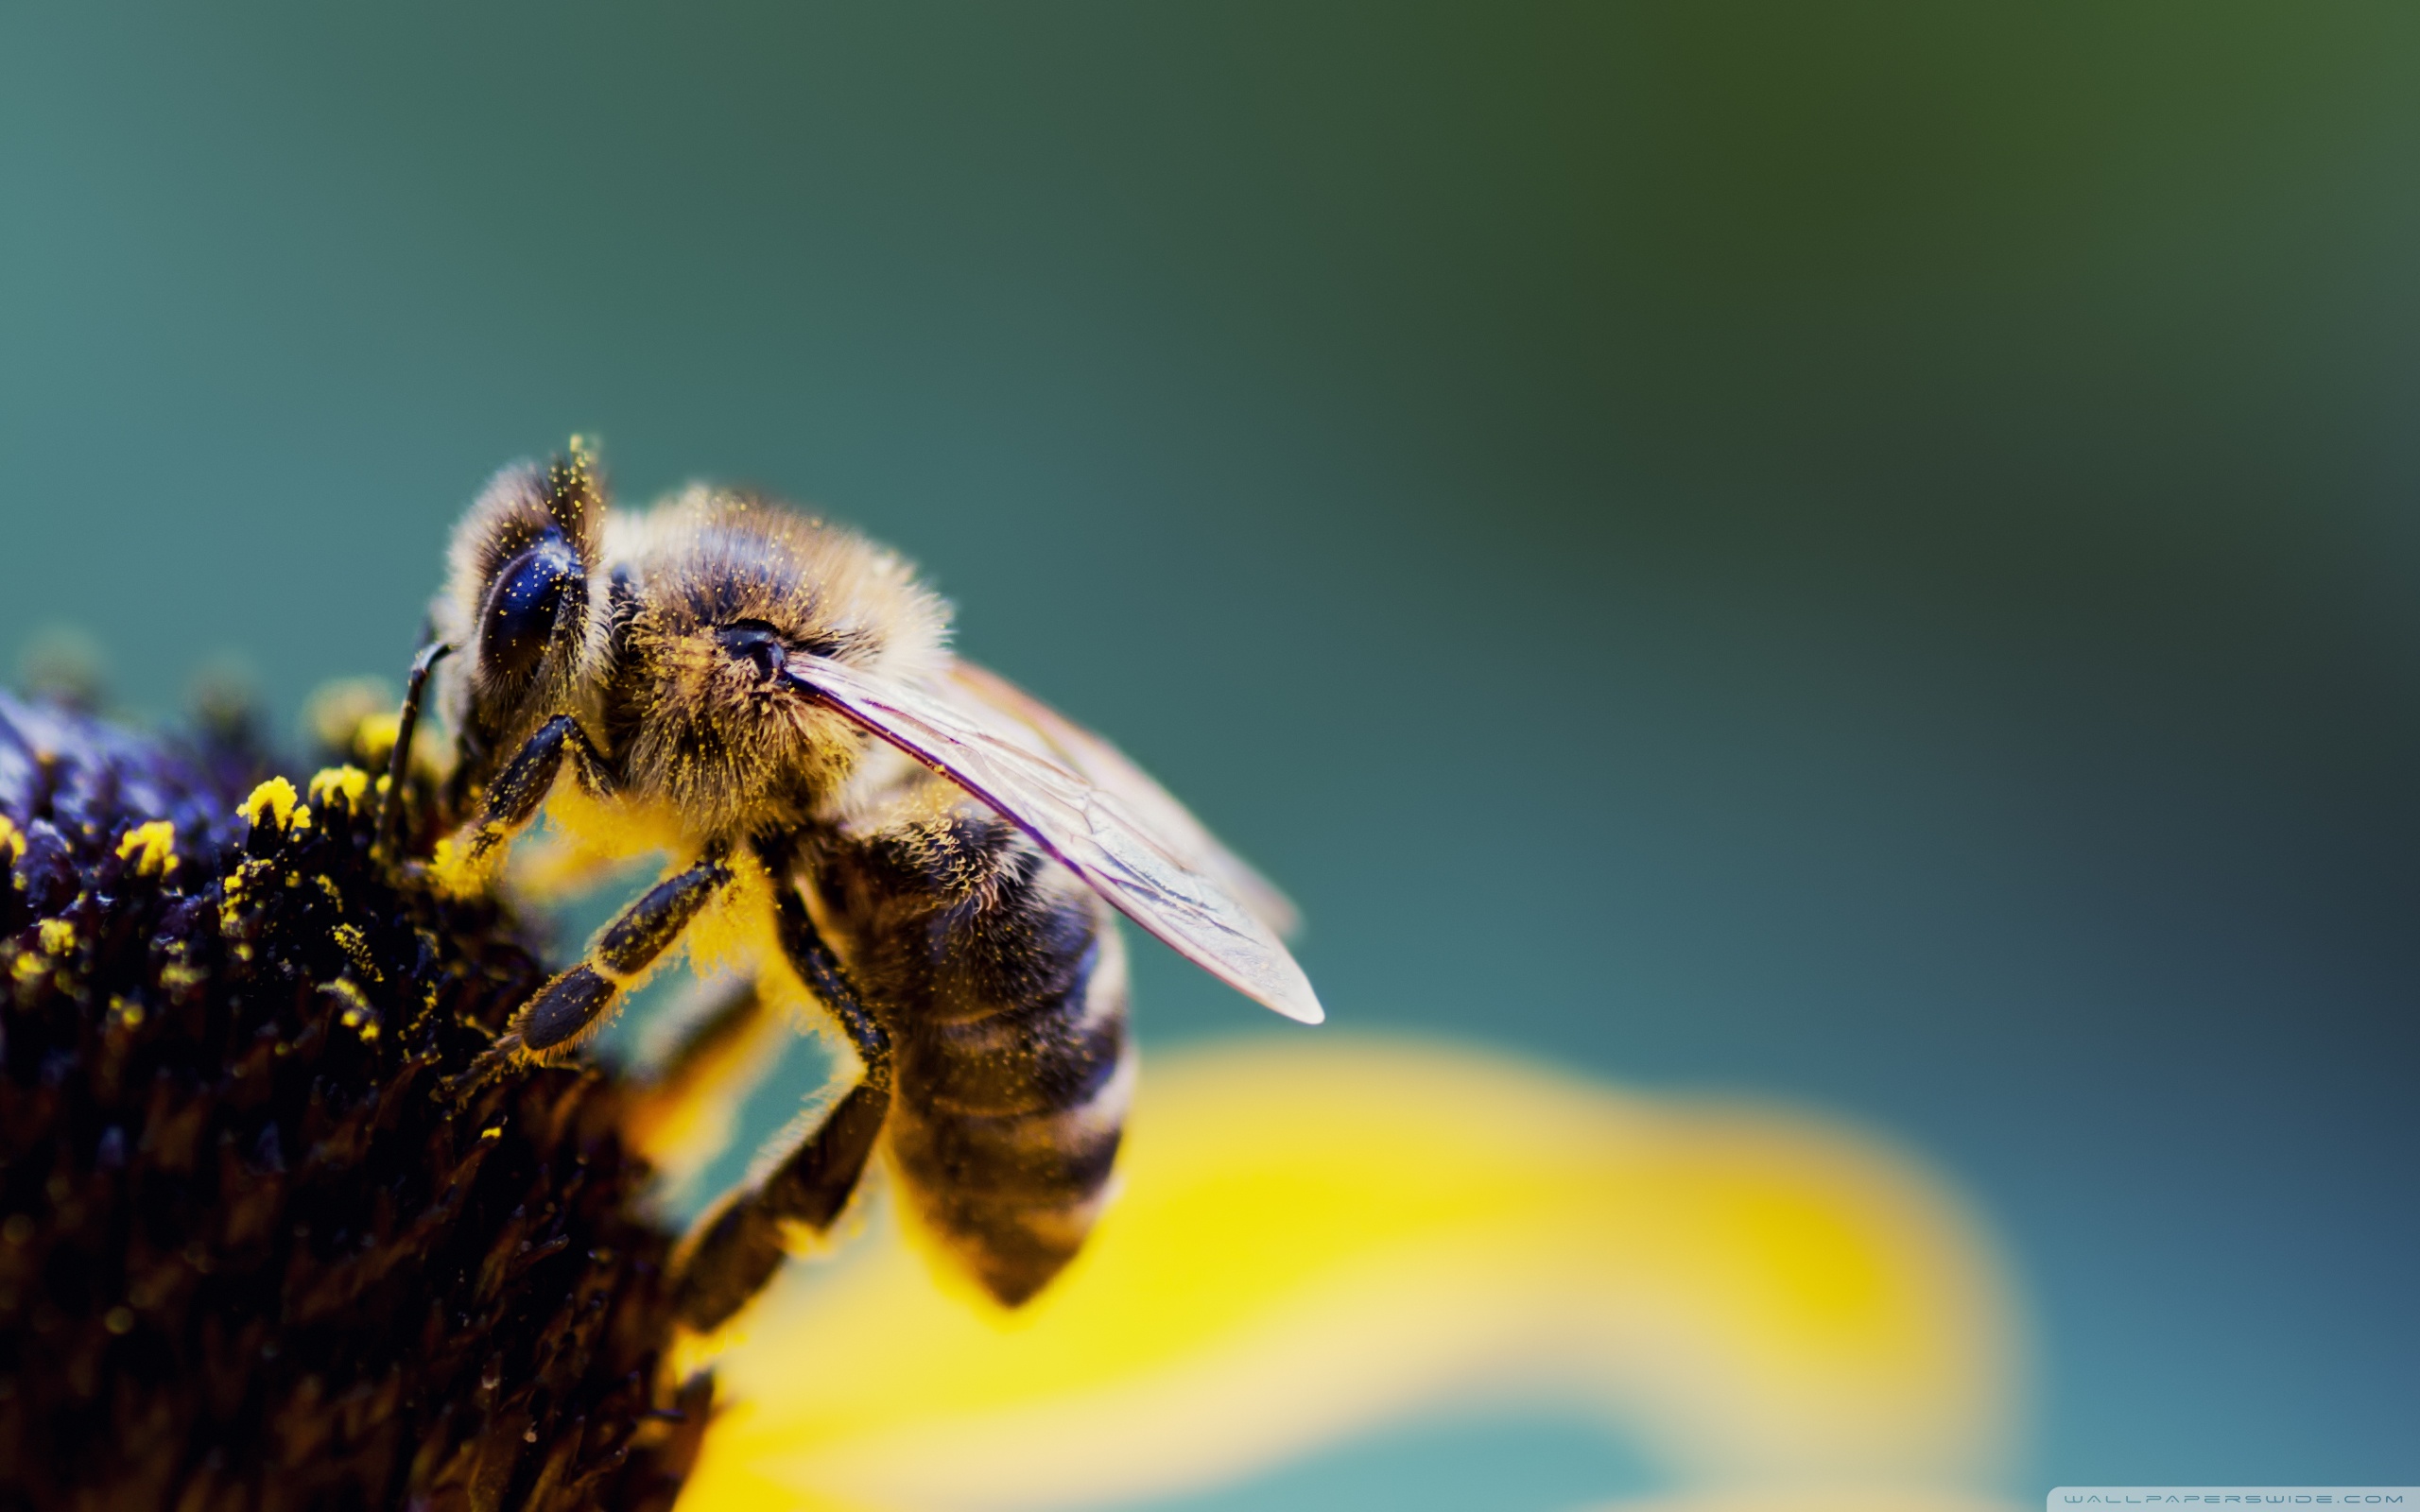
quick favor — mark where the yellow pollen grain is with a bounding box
[219,858,275,935]
[0,816,23,865]
[37,919,76,955]
[238,777,300,831]
[308,765,371,814]
[114,820,177,877]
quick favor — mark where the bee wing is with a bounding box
[782,654,1323,1025]
[940,659,1303,937]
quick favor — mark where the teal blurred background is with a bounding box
[5,2,2416,1502]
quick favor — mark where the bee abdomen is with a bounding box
[898,929,1125,1116]
[887,891,1132,1306]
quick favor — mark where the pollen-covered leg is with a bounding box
[466,853,735,1083]
[434,713,607,891]
[673,1080,891,1332]
[672,862,891,1332]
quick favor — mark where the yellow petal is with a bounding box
[679,1037,2022,1512]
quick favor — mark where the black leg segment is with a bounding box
[671,834,894,1330]
[515,966,618,1055]
[757,834,891,1090]
[462,850,734,1083]
[596,863,732,976]
[673,1079,891,1332]
[461,713,606,868]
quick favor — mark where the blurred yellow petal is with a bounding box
[624,978,794,1205]
[679,1037,2022,1512]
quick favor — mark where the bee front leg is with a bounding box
[463,850,735,1084]
[443,713,609,881]
[671,840,891,1332]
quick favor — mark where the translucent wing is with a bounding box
[782,654,1322,1024]
[940,659,1302,937]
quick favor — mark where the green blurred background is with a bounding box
[5,2,2416,1503]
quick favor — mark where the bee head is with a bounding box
[430,447,610,769]
[612,487,949,837]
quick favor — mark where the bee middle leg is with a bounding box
[671,839,890,1332]
[465,849,735,1082]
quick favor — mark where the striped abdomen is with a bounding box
[814,795,1133,1305]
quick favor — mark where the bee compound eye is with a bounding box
[478,540,584,685]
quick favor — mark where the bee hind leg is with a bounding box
[459,850,735,1086]
[671,848,890,1332]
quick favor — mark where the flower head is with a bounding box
[0,690,706,1510]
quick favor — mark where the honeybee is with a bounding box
[397,444,1319,1329]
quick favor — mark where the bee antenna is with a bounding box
[376,637,454,863]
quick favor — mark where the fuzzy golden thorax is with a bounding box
[601,487,950,844]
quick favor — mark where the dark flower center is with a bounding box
[0,691,709,1512]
